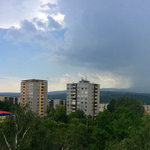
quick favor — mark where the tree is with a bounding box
[46,105,68,123]
[0,100,12,111]
[107,97,144,116]
[0,105,53,150]
[107,99,116,113]
[106,116,150,150]
[68,109,87,124]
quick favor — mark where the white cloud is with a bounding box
[0,0,58,29]
[0,76,22,92]
[60,73,76,83]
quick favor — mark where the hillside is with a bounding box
[48,91,150,104]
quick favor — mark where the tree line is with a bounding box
[0,97,149,150]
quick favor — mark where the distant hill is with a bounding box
[48,90,150,105]
[1,89,150,104]
[0,93,20,97]
[48,90,66,95]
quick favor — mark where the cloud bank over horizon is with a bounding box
[1,0,150,93]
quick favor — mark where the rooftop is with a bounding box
[21,79,47,82]
[78,78,90,83]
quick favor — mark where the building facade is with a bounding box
[0,96,20,105]
[66,79,100,117]
[20,79,48,118]
[48,99,66,109]
[99,103,108,112]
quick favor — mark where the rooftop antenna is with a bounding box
[85,76,87,81]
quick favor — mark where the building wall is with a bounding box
[66,79,100,117]
[0,96,20,105]
[48,99,66,109]
[99,104,108,112]
[143,105,150,114]
[20,79,48,118]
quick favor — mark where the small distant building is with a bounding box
[143,105,150,115]
[0,96,20,105]
[48,99,66,108]
[99,103,108,112]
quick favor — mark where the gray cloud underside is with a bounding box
[5,0,150,92]
[55,0,150,92]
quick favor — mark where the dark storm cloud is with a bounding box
[55,0,150,92]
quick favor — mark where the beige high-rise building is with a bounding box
[20,79,48,118]
[66,79,100,118]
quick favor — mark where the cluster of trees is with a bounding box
[0,97,149,150]
[0,100,12,111]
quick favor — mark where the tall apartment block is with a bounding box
[20,79,48,118]
[66,79,100,118]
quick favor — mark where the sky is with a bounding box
[0,0,150,93]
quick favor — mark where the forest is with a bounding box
[0,97,150,150]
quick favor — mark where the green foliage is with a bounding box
[0,100,12,111]
[46,105,68,123]
[0,105,53,150]
[107,99,116,113]
[0,98,148,150]
[68,109,87,124]
[107,97,144,116]
[106,116,150,150]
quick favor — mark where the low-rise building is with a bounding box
[0,96,20,105]
[48,99,66,108]
[99,103,108,112]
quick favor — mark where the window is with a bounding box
[78,91,80,93]
[81,98,84,101]
[85,102,87,104]
[81,91,84,93]
[85,106,87,108]
[77,105,80,108]
[85,109,87,111]
[85,95,87,97]
[81,102,83,104]
[78,98,80,100]
[81,88,84,90]
[67,91,69,93]
[81,105,83,108]
[77,102,80,104]
[85,91,87,93]
[78,84,80,87]
[81,84,84,86]
[81,95,84,97]
[78,95,80,97]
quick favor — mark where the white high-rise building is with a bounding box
[66,78,100,117]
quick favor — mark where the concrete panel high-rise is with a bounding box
[66,78,100,118]
[20,79,48,118]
